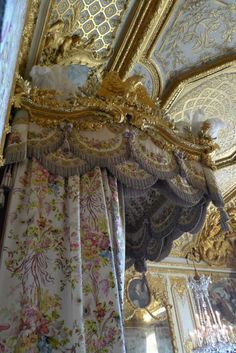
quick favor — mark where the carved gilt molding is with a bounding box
[175,204,236,267]
[170,277,187,301]
[196,206,236,268]
[109,0,175,81]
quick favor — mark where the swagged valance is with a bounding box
[3,67,229,272]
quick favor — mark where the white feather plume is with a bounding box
[30,65,79,97]
[184,108,226,139]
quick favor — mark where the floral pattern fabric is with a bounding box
[0,158,126,353]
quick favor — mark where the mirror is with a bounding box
[124,272,177,353]
[125,312,174,353]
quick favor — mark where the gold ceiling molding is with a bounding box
[49,0,130,53]
[109,0,175,79]
[215,149,236,169]
[139,58,161,98]
[31,1,54,68]
[18,0,41,76]
[224,188,236,205]
[161,56,236,111]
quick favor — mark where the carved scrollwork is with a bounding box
[40,5,109,68]
[197,207,236,267]
[170,277,187,300]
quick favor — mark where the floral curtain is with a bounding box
[0,158,126,353]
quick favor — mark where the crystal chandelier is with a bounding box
[188,270,236,353]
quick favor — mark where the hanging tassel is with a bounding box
[1,165,13,189]
[61,138,70,153]
[134,258,147,273]
[60,122,73,153]
[0,188,5,208]
[218,206,231,232]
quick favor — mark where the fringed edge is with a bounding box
[28,135,64,159]
[108,165,157,190]
[4,144,27,164]
[130,137,179,180]
[177,159,207,192]
[176,199,208,234]
[154,180,199,207]
[70,143,129,169]
[131,146,179,180]
[167,178,204,205]
[38,155,92,178]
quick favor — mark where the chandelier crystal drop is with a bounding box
[188,271,236,353]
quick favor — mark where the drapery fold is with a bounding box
[0,158,126,353]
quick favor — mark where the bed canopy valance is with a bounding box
[4,65,229,272]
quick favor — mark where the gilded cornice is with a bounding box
[109,0,175,79]
[161,56,236,111]
[18,0,41,76]
[26,1,54,71]
[215,150,236,169]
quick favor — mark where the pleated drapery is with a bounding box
[0,158,125,353]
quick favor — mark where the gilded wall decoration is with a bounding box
[153,0,236,88]
[129,63,155,97]
[170,233,194,258]
[170,277,187,301]
[169,203,236,266]
[124,270,169,322]
[196,206,236,267]
[48,0,132,53]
